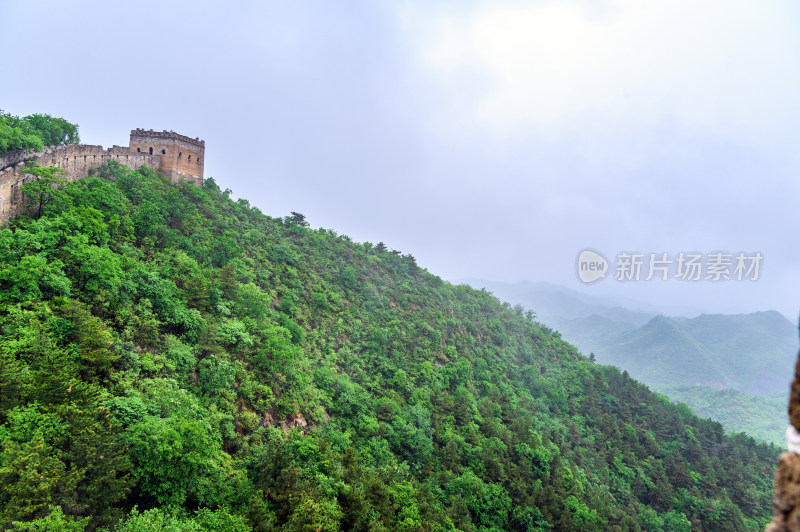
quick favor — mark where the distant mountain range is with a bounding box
[458,278,798,445]
[456,279,658,325]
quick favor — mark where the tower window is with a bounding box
[161,149,166,154]
[188,155,191,162]
[137,147,141,153]
[149,147,153,155]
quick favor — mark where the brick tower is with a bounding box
[129,129,205,186]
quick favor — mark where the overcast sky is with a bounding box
[2,1,799,318]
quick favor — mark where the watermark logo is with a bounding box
[576,250,763,284]
[576,249,609,284]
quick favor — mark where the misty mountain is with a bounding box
[599,315,733,388]
[585,311,796,397]
[456,279,656,326]
[462,278,797,395]
[462,278,797,444]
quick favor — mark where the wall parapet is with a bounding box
[130,128,205,148]
[0,127,206,222]
[0,143,165,222]
[0,148,30,171]
[0,145,83,172]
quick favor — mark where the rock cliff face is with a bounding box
[767,354,800,531]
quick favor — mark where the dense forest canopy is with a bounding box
[0,159,780,531]
[0,112,79,156]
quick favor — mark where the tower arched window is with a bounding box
[149,147,153,155]
[161,149,166,154]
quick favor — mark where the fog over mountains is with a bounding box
[460,278,797,445]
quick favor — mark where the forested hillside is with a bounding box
[468,279,795,446]
[0,162,780,531]
[656,386,785,446]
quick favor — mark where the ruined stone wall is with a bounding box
[0,144,160,222]
[0,148,35,171]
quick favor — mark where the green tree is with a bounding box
[11,506,89,532]
[288,211,308,227]
[115,506,249,532]
[57,299,118,381]
[126,415,222,506]
[22,114,80,146]
[0,112,43,154]
[0,111,79,155]
[20,162,68,219]
[0,433,77,525]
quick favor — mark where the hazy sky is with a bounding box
[2,1,799,318]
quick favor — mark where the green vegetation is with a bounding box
[473,280,796,446]
[0,161,780,530]
[656,386,786,447]
[563,313,796,445]
[0,111,79,156]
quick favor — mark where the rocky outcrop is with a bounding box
[767,354,800,531]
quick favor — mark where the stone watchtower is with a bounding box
[129,129,205,186]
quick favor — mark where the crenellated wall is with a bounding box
[129,129,205,186]
[0,144,161,222]
[0,129,205,222]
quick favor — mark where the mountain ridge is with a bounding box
[0,161,780,530]
[460,277,796,446]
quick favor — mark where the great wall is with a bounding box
[0,129,205,222]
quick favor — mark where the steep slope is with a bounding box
[577,312,796,444]
[656,386,786,447]
[0,162,779,531]
[474,278,796,444]
[566,313,796,445]
[460,280,797,396]
[553,314,639,356]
